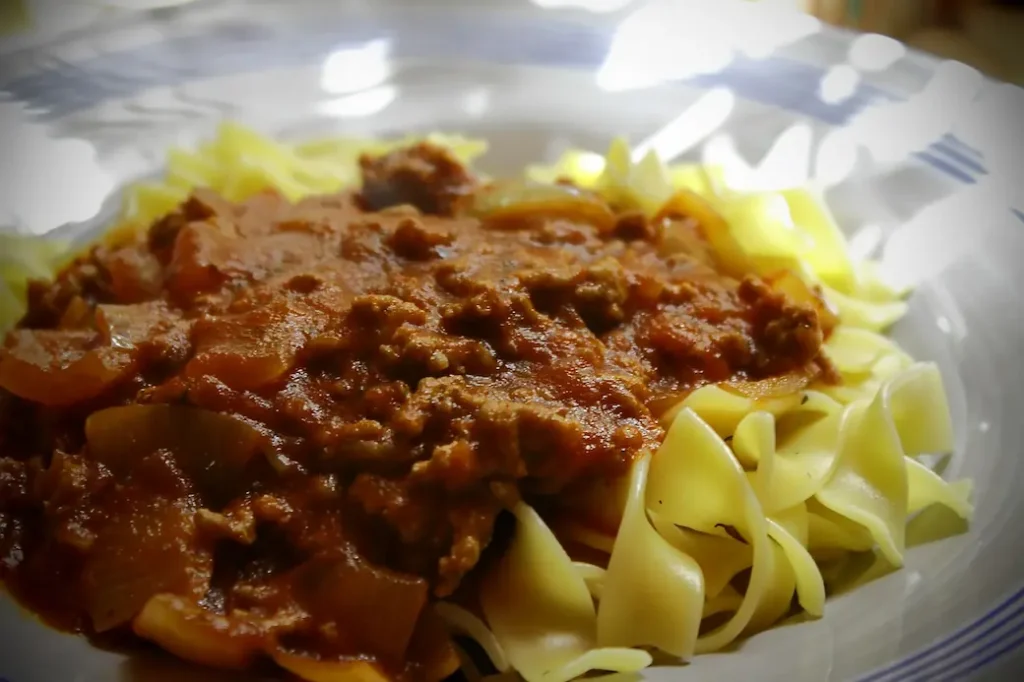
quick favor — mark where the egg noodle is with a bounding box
[0,124,973,682]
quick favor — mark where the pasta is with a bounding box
[491,140,969,675]
[476,139,972,678]
[0,125,973,682]
[479,503,653,682]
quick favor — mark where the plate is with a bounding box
[1,1,1023,681]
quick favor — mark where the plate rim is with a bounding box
[0,3,1019,681]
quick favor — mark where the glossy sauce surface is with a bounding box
[0,144,831,679]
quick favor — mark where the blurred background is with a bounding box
[1,0,1023,83]
[797,0,1024,83]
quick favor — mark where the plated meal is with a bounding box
[0,124,973,682]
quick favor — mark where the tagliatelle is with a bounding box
[668,383,801,436]
[745,540,798,636]
[478,138,969,671]
[434,603,511,674]
[649,517,752,600]
[816,365,934,566]
[596,453,705,658]
[572,563,608,601]
[767,515,826,618]
[702,585,744,619]
[823,283,910,332]
[806,498,876,554]
[0,127,975,682]
[906,458,973,518]
[777,187,855,293]
[479,503,652,682]
[825,327,912,376]
[733,402,840,514]
[647,408,778,653]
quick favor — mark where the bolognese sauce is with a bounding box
[0,143,833,679]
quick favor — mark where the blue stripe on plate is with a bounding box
[859,586,1024,681]
[912,151,978,185]
[0,12,988,186]
[938,628,1024,682]
[930,141,989,176]
[942,132,985,160]
[935,609,1024,681]
[896,596,1024,680]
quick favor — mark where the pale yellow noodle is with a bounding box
[0,126,977,681]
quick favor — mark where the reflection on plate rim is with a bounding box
[0,5,1019,681]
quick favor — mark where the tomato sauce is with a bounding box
[0,143,830,679]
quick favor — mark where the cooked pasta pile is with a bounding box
[454,139,973,679]
[0,124,973,682]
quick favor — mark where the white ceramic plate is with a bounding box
[1,1,1023,680]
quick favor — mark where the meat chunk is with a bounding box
[386,217,454,261]
[1,142,832,675]
[359,143,477,216]
[739,276,823,372]
[149,189,239,263]
[22,252,112,329]
[347,470,502,597]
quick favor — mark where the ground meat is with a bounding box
[359,142,477,216]
[149,189,240,263]
[739,276,824,370]
[612,210,658,242]
[22,252,113,329]
[0,143,830,677]
[386,216,454,261]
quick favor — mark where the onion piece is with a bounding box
[656,190,749,276]
[657,215,717,266]
[270,649,391,682]
[469,181,615,232]
[82,457,211,632]
[95,300,184,350]
[293,550,429,663]
[186,300,328,391]
[0,329,135,406]
[726,372,814,401]
[269,608,459,682]
[85,404,268,491]
[133,595,262,670]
